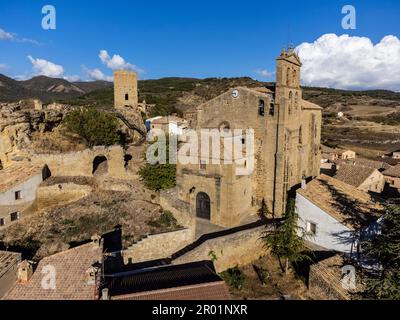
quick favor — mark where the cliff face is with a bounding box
[0,102,69,165]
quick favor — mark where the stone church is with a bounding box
[176,48,322,227]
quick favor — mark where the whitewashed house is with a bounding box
[296,174,385,256]
[0,163,49,228]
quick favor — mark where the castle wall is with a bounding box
[31,146,132,179]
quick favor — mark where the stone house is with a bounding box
[333,164,385,193]
[0,250,21,298]
[382,164,400,192]
[175,48,322,227]
[339,150,356,160]
[296,174,385,255]
[3,239,103,300]
[0,163,49,228]
[147,115,188,138]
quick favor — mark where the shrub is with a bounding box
[63,108,120,147]
[220,266,245,290]
[147,210,178,228]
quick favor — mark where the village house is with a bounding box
[3,238,103,300]
[334,158,392,173]
[321,146,356,163]
[382,164,400,193]
[296,174,385,255]
[0,250,22,298]
[0,163,50,228]
[173,48,322,228]
[333,164,385,193]
[146,115,188,138]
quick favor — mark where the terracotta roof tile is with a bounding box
[297,175,384,229]
[334,164,377,188]
[0,163,44,194]
[3,243,102,300]
[383,164,400,178]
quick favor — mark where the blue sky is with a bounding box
[0,0,399,89]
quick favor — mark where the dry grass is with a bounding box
[0,180,174,260]
[226,254,314,300]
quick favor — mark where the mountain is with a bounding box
[0,74,112,103]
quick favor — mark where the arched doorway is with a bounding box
[196,192,211,220]
[92,156,108,176]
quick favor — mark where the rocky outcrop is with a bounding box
[0,102,70,165]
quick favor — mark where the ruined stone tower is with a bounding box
[114,70,138,109]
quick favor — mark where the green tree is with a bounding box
[359,205,400,300]
[63,108,120,147]
[138,139,176,191]
[261,199,311,274]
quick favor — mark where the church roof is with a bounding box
[302,99,322,110]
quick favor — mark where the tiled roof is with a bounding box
[334,164,377,188]
[383,164,400,178]
[297,174,384,229]
[112,281,231,300]
[335,158,392,171]
[0,162,44,194]
[0,251,21,279]
[106,260,231,300]
[3,242,102,300]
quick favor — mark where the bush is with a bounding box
[147,210,178,228]
[63,108,120,147]
[220,266,245,290]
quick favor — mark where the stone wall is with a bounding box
[31,146,132,179]
[173,226,265,273]
[122,228,194,264]
[160,188,195,229]
[36,183,93,210]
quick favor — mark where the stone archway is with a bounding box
[196,192,211,220]
[92,155,108,176]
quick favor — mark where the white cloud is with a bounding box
[28,55,64,77]
[82,66,113,82]
[0,28,14,40]
[255,69,274,77]
[296,34,400,91]
[63,75,81,82]
[99,50,143,73]
[0,27,39,45]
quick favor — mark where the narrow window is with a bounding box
[306,221,317,235]
[15,191,22,200]
[286,68,291,86]
[10,212,20,222]
[258,100,265,116]
[0,218,4,226]
[295,92,299,109]
[299,126,303,145]
[241,137,246,145]
[125,93,129,101]
[269,103,274,116]
[293,69,297,86]
[288,92,293,115]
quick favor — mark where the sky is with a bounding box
[0,0,399,90]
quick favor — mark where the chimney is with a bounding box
[91,234,102,248]
[101,288,109,300]
[17,260,35,282]
[301,177,307,190]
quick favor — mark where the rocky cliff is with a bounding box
[0,102,70,166]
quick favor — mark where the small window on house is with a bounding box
[241,137,246,145]
[10,212,20,222]
[200,161,207,170]
[269,103,275,116]
[0,218,4,226]
[306,221,317,235]
[15,191,22,200]
[125,93,129,101]
[258,100,265,116]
